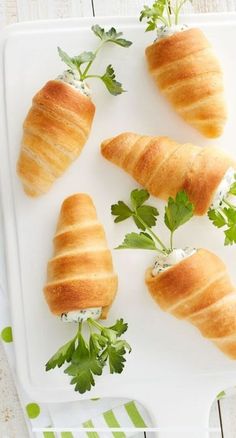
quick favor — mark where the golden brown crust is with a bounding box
[182,146,234,215]
[146,28,210,70]
[156,49,221,89]
[145,249,225,311]
[189,293,236,339]
[171,274,233,319]
[44,194,117,319]
[145,249,236,359]
[47,250,113,282]
[55,192,98,231]
[17,81,95,196]
[148,142,200,199]
[53,225,107,256]
[44,276,118,315]
[145,28,227,138]
[133,137,178,186]
[101,132,236,215]
[33,80,93,131]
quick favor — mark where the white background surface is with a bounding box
[1,1,236,437]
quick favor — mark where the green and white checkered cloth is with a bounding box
[0,289,152,437]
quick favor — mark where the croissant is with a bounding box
[146,249,236,359]
[17,81,95,196]
[145,28,227,138]
[44,193,118,319]
[101,132,235,215]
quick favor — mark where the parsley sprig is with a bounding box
[208,176,236,245]
[140,0,192,32]
[112,188,194,253]
[46,318,131,394]
[58,25,132,95]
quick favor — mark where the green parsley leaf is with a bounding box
[164,191,194,232]
[221,207,236,245]
[107,345,126,374]
[208,209,226,228]
[140,0,192,31]
[64,333,103,394]
[90,333,107,350]
[58,47,76,70]
[146,21,158,32]
[111,190,158,229]
[58,47,95,71]
[130,188,150,209]
[112,188,169,252]
[140,1,166,22]
[89,337,106,372]
[108,318,128,337]
[46,318,130,394]
[223,207,236,225]
[208,205,236,245]
[140,0,166,31]
[133,216,145,231]
[229,181,236,196]
[89,333,103,355]
[97,322,131,375]
[135,205,159,230]
[91,25,132,47]
[224,226,236,245]
[101,65,125,95]
[91,24,105,39]
[114,340,132,353]
[117,232,157,250]
[111,201,133,223]
[46,338,75,371]
[72,51,95,68]
[65,363,95,394]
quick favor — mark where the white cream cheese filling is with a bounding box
[57,70,91,97]
[61,307,102,323]
[211,167,235,210]
[155,24,188,40]
[152,247,196,276]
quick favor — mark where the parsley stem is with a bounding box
[174,0,184,25]
[77,65,83,79]
[216,206,228,223]
[83,74,101,79]
[223,198,236,209]
[78,321,83,335]
[174,8,178,25]
[170,231,173,251]
[135,214,169,253]
[166,0,172,27]
[81,42,104,80]
[157,16,169,27]
[87,318,103,332]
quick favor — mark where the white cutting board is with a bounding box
[1,14,236,437]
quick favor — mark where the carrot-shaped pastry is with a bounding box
[140,1,227,138]
[17,25,132,197]
[112,188,236,359]
[101,132,236,243]
[146,248,236,359]
[45,194,131,393]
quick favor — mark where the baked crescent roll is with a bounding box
[44,193,117,319]
[146,249,236,359]
[17,81,95,196]
[101,132,235,215]
[145,28,227,138]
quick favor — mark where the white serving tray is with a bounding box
[1,14,236,437]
